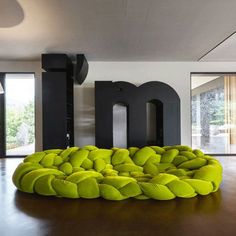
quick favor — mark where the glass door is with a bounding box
[191,73,236,155]
[4,73,35,156]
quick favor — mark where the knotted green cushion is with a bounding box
[12,145,223,200]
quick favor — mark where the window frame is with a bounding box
[191,72,236,156]
[0,72,35,158]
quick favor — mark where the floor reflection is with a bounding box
[12,190,223,236]
[14,190,222,220]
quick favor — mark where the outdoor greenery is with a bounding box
[6,101,34,150]
[192,87,225,127]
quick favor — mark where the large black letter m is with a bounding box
[95,81,180,148]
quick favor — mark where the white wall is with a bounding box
[1,61,236,150]
[74,62,236,147]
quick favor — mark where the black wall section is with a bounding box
[42,54,74,149]
[95,81,181,148]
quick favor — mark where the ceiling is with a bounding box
[1,0,236,61]
[191,75,220,89]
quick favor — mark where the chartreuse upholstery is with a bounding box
[12,145,223,200]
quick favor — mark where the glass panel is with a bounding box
[146,102,157,145]
[113,103,127,148]
[191,74,236,154]
[5,74,35,156]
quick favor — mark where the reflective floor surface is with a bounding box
[0,157,236,236]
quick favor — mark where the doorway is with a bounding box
[0,73,35,157]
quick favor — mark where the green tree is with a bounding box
[23,101,35,143]
[6,101,35,149]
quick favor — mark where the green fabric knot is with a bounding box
[12,145,223,200]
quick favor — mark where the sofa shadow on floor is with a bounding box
[14,190,222,220]
[13,189,222,236]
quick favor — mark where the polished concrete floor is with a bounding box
[0,157,236,236]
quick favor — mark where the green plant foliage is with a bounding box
[6,101,34,150]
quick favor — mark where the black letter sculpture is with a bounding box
[95,81,180,148]
[42,54,74,149]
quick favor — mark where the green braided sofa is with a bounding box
[12,145,223,200]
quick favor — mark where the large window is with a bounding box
[0,73,35,157]
[191,74,236,154]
